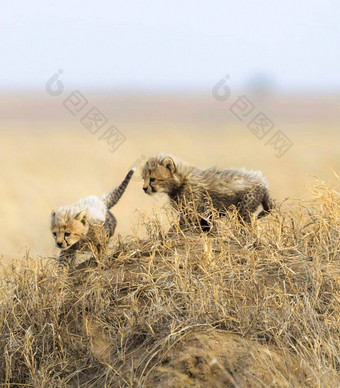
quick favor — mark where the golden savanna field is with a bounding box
[0,94,339,386]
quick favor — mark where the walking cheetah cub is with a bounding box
[50,168,135,270]
[142,153,272,229]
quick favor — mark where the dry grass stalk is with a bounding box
[0,181,339,387]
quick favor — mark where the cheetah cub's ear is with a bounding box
[50,211,56,221]
[162,157,176,174]
[75,210,88,225]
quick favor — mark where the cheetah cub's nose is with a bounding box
[143,187,148,192]
[57,242,63,247]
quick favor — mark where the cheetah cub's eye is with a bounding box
[150,178,156,182]
[64,232,71,237]
[52,232,57,237]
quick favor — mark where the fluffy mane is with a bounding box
[52,196,107,226]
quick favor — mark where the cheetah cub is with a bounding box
[50,168,135,270]
[142,153,273,229]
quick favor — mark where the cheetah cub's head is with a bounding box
[142,154,181,196]
[50,209,89,249]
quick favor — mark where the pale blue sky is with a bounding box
[1,0,339,92]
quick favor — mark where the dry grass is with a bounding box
[0,179,339,387]
[1,93,340,386]
[1,93,340,262]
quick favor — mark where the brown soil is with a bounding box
[146,330,308,388]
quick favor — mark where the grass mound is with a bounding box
[0,181,339,387]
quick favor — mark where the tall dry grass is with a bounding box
[1,116,339,262]
[0,180,339,387]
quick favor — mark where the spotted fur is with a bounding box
[50,168,135,270]
[142,153,273,228]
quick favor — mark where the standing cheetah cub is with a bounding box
[50,168,135,270]
[142,154,272,228]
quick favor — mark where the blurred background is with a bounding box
[1,1,339,261]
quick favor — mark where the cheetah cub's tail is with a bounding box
[103,168,136,209]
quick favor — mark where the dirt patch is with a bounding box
[147,330,308,388]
